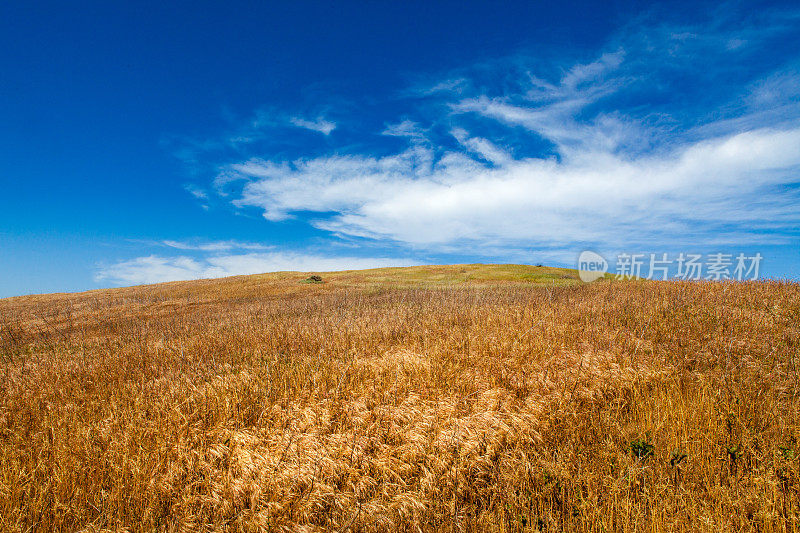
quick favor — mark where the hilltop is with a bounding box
[3,263,583,301]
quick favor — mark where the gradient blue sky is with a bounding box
[2,1,799,297]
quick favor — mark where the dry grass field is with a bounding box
[1,264,799,532]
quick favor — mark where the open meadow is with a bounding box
[1,264,799,532]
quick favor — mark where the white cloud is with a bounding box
[404,77,468,97]
[450,128,512,165]
[382,120,428,142]
[160,240,271,252]
[208,23,800,254]
[184,184,208,200]
[95,256,207,285]
[95,252,418,286]
[559,50,625,93]
[748,71,800,111]
[177,12,800,263]
[220,121,800,248]
[289,116,336,135]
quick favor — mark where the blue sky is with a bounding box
[2,1,799,297]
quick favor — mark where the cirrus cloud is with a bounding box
[206,10,800,255]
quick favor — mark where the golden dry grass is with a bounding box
[1,264,799,532]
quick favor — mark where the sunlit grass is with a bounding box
[1,264,798,531]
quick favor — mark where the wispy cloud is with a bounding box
[220,126,800,249]
[179,7,800,265]
[404,77,469,98]
[95,252,418,285]
[289,116,336,135]
[160,239,272,252]
[184,185,208,200]
[382,120,428,142]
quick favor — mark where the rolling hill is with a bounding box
[1,264,798,531]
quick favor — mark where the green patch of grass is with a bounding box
[630,438,655,459]
[323,263,587,288]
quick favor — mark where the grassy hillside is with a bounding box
[0,264,586,325]
[1,265,799,531]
